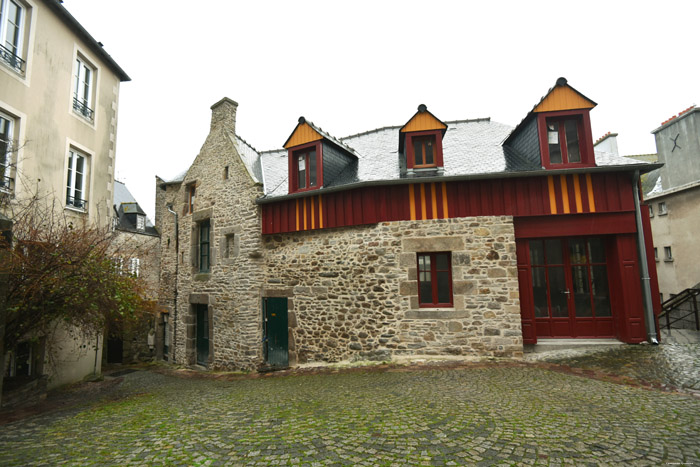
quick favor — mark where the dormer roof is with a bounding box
[283,117,360,158]
[399,104,448,152]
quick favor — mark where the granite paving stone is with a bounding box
[1,348,699,465]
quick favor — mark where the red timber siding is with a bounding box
[261,172,636,234]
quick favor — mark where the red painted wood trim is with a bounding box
[537,111,596,169]
[288,141,323,194]
[514,212,637,239]
[405,130,444,169]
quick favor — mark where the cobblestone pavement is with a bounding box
[527,342,700,393]
[1,359,700,466]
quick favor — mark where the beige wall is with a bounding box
[1,0,122,227]
[647,185,700,298]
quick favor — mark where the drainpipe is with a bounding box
[632,170,659,344]
[166,204,179,362]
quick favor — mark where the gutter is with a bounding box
[632,170,659,344]
[256,163,664,205]
[166,204,179,363]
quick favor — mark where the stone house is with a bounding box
[644,106,700,306]
[1,0,129,389]
[156,79,661,371]
[105,180,160,364]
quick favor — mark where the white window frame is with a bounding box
[658,202,667,215]
[136,215,145,231]
[664,246,673,262]
[128,257,140,277]
[65,149,88,211]
[0,0,24,73]
[72,55,95,121]
[0,110,14,192]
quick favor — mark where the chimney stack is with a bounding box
[210,97,238,133]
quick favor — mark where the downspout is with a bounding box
[167,204,179,362]
[632,170,659,344]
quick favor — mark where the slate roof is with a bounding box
[113,180,158,235]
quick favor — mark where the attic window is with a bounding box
[547,118,581,164]
[413,135,436,167]
[136,215,145,231]
[289,141,322,193]
[405,130,444,172]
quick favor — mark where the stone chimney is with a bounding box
[210,97,238,133]
[593,132,619,157]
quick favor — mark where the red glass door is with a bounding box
[530,237,614,338]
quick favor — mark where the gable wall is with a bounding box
[321,141,354,187]
[506,117,541,167]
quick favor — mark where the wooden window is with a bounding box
[292,146,318,192]
[417,252,453,307]
[546,117,582,165]
[187,184,196,214]
[199,220,210,272]
[664,246,673,262]
[413,135,436,167]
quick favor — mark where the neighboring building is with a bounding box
[105,180,160,365]
[1,0,129,388]
[156,79,661,372]
[645,106,700,301]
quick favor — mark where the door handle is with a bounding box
[562,290,570,295]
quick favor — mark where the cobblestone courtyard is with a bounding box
[1,345,700,465]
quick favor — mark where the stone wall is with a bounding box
[263,216,523,364]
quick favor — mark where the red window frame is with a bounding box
[288,141,323,193]
[417,252,453,307]
[406,130,444,170]
[537,110,595,169]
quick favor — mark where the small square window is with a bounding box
[417,252,453,307]
[648,204,654,218]
[223,165,229,180]
[658,202,667,215]
[654,247,658,261]
[413,135,436,168]
[664,246,673,261]
[224,233,235,259]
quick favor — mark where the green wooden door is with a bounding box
[196,304,209,366]
[263,298,288,367]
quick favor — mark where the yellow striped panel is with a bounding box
[533,86,596,113]
[573,174,583,213]
[547,176,557,214]
[441,183,449,218]
[295,199,300,231]
[430,183,438,220]
[409,184,416,220]
[560,175,570,214]
[586,174,596,212]
[420,184,427,220]
[284,123,323,149]
[400,112,447,133]
[303,198,307,230]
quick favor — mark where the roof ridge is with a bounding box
[443,117,492,125]
[340,125,402,141]
[235,134,260,154]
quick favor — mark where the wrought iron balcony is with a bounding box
[66,195,88,211]
[0,174,13,191]
[72,97,94,121]
[0,44,25,74]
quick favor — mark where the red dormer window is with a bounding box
[289,141,323,193]
[537,111,595,169]
[406,130,444,170]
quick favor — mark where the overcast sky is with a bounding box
[62,0,699,221]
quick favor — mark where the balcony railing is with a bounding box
[0,174,13,192]
[66,195,88,211]
[0,44,25,74]
[72,97,94,121]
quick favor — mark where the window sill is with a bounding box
[194,273,211,282]
[664,259,674,263]
[64,205,87,214]
[405,309,467,320]
[658,212,668,216]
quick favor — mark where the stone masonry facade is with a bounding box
[156,99,524,372]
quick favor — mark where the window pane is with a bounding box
[419,278,433,304]
[414,141,423,166]
[436,270,450,303]
[548,267,569,317]
[565,120,581,162]
[532,268,548,317]
[424,139,434,165]
[572,266,592,317]
[418,254,430,272]
[545,239,562,264]
[569,239,586,264]
[591,265,611,317]
[587,238,606,263]
[548,122,562,164]
[529,240,544,265]
[435,253,449,270]
[308,150,317,187]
